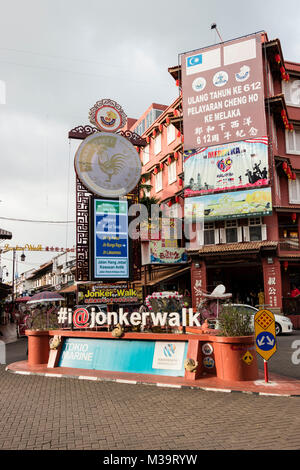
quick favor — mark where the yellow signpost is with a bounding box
[254,309,277,382]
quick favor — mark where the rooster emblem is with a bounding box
[97,150,127,182]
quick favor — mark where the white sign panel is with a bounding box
[152,342,186,370]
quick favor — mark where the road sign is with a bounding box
[254,309,277,361]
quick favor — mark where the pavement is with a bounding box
[1,362,300,450]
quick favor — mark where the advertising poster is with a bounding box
[184,137,269,196]
[93,199,130,279]
[184,187,272,222]
[181,33,267,150]
[150,241,187,264]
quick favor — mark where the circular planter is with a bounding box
[25,330,50,365]
[213,335,258,381]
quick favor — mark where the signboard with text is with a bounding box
[77,283,143,304]
[184,137,269,197]
[92,198,130,280]
[181,33,267,150]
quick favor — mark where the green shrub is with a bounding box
[218,305,254,337]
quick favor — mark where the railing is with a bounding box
[278,238,300,251]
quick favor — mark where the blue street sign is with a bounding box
[255,332,276,351]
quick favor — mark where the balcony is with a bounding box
[278,238,300,251]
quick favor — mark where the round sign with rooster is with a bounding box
[74,132,142,197]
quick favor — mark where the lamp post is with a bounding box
[11,250,26,307]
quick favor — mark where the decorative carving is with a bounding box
[69,125,147,147]
[76,177,91,281]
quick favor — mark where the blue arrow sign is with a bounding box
[256,332,276,351]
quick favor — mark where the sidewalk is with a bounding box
[6,360,300,397]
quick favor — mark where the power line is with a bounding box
[0,216,75,224]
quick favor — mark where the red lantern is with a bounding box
[181,135,184,143]
[152,129,157,138]
[175,196,180,203]
[176,79,180,87]
[159,124,163,132]
[282,161,288,172]
[291,213,297,223]
[153,167,158,175]
[283,261,288,271]
[179,178,183,186]
[159,162,164,170]
[281,109,286,117]
[146,136,150,144]
[167,156,172,165]
[166,117,170,126]
[280,66,285,74]
[168,200,172,207]
[289,123,294,132]
[141,177,146,184]
[292,172,297,181]
[174,152,178,161]
[177,130,181,138]
[275,53,281,64]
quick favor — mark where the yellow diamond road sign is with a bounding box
[254,309,277,361]
[242,351,254,365]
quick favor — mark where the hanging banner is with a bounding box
[184,137,269,197]
[181,33,267,150]
[184,187,272,222]
[150,241,187,264]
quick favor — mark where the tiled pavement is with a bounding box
[1,365,300,450]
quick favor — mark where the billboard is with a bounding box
[181,33,267,150]
[184,137,269,197]
[92,198,130,280]
[150,241,187,264]
[184,187,272,222]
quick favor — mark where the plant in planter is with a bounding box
[217,304,254,337]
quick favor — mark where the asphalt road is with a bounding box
[4,331,300,380]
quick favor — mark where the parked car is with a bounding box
[211,304,293,335]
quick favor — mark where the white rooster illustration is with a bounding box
[97,150,127,182]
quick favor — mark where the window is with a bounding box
[155,171,162,193]
[143,145,150,165]
[220,220,242,244]
[282,78,300,107]
[285,128,300,154]
[168,160,177,184]
[243,218,267,241]
[143,179,151,197]
[154,134,161,155]
[167,124,176,145]
[289,175,300,203]
[135,119,145,136]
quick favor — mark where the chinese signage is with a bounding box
[185,187,272,222]
[1,244,75,253]
[262,258,282,309]
[184,137,269,197]
[75,132,141,197]
[93,199,130,279]
[78,283,143,304]
[181,33,267,150]
[150,240,187,264]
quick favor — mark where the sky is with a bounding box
[0,0,300,279]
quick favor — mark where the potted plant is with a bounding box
[212,305,258,381]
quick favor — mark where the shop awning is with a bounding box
[146,266,190,287]
[59,284,77,294]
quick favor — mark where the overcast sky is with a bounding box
[1,0,300,278]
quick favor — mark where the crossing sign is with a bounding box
[254,309,277,361]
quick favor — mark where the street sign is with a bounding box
[254,309,277,361]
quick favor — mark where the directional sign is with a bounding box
[254,309,277,361]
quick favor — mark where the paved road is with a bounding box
[0,335,300,450]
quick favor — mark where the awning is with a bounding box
[59,284,77,294]
[146,266,190,287]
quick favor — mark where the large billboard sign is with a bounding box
[184,187,272,222]
[184,137,269,197]
[77,283,143,304]
[181,33,267,150]
[92,198,130,280]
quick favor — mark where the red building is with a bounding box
[129,32,300,316]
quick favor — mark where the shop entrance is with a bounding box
[207,262,263,307]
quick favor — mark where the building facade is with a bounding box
[130,32,300,315]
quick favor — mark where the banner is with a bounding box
[184,137,269,196]
[184,187,272,221]
[150,241,187,264]
[181,33,267,150]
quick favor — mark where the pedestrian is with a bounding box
[291,284,300,298]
